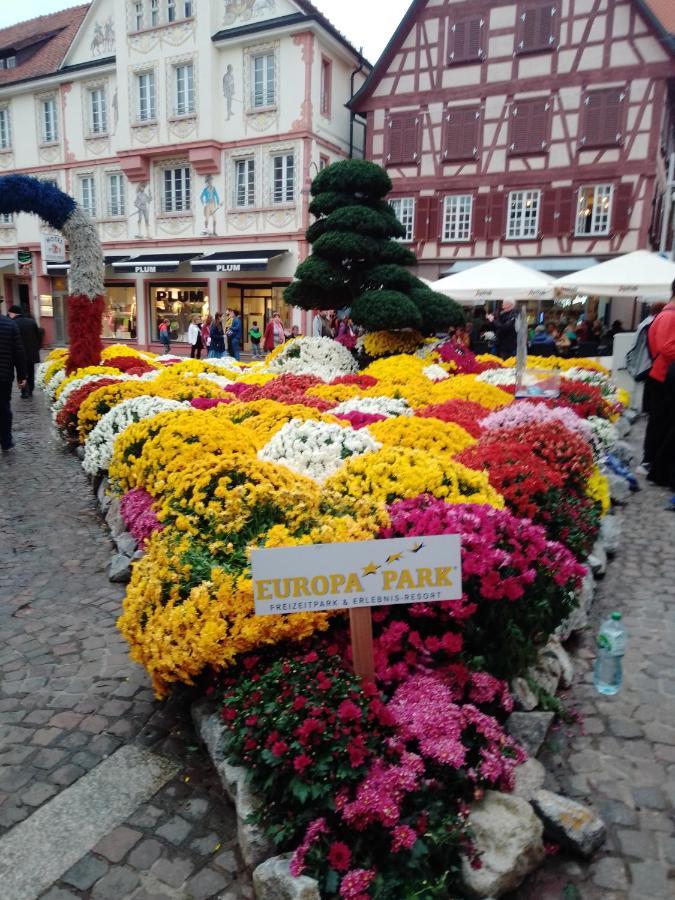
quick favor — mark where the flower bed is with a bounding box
[39,340,625,898]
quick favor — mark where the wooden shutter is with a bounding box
[387,113,420,165]
[540,188,558,235]
[509,98,549,155]
[488,192,505,239]
[415,195,440,241]
[581,88,625,149]
[612,182,633,234]
[444,106,480,161]
[473,194,490,239]
[448,17,484,64]
[518,3,556,53]
[557,188,575,236]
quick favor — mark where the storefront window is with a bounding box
[102,284,137,340]
[224,283,290,348]
[151,284,209,342]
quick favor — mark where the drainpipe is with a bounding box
[349,53,367,160]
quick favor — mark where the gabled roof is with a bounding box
[0,3,90,88]
[350,0,674,111]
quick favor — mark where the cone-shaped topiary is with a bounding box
[284,160,465,334]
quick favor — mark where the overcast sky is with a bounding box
[0,0,411,63]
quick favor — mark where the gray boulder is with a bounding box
[108,554,132,584]
[510,677,538,711]
[75,445,85,461]
[527,652,562,698]
[105,496,126,537]
[588,541,607,577]
[532,789,606,857]
[600,515,621,556]
[513,758,546,802]
[606,471,630,505]
[505,711,555,758]
[461,791,545,897]
[542,639,574,689]
[615,416,631,439]
[96,477,111,513]
[115,531,138,557]
[253,856,320,900]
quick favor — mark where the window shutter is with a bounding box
[518,4,556,53]
[427,195,440,240]
[488,192,505,239]
[387,114,419,165]
[540,188,558,235]
[448,17,483,64]
[509,99,549,154]
[386,116,403,165]
[402,115,420,163]
[473,194,490,239]
[444,107,480,160]
[415,196,432,241]
[581,88,625,149]
[612,182,633,234]
[557,188,575,236]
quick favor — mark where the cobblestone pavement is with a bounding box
[0,388,251,899]
[517,424,675,900]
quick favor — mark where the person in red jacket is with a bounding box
[645,283,675,489]
[263,312,286,353]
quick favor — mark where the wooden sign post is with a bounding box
[251,534,462,685]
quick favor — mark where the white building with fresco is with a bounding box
[0,0,368,351]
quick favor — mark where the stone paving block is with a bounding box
[128,838,164,870]
[632,786,668,810]
[49,763,85,787]
[21,780,58,807]
[150,855,195,888]
[93,825,143,863]
[155,814,193,845]
[186,866,231,899]
[629,861,672,898]
[39,888,81,900]
[90,865,141,899]
[61,853,110,890]
[590,856,628,891]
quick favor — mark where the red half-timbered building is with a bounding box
[350,0,675,287]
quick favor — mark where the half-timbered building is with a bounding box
[350,0,675,304]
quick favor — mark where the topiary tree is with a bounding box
[284,160,464,335]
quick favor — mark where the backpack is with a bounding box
[625,320,653,382]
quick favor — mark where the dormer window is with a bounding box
[0,55,16,69]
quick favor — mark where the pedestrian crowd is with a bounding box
[0,305,41,453]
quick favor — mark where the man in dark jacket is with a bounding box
[8,305,41,397]
[0,313,27,453]
[494,299,519,359]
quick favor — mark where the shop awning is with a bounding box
[190,249,287,273]
[111,253,198,274]
[440,257,601,278]
[46,255,130,274]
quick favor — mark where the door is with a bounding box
[53,295,68,345]
[18,283,30,315]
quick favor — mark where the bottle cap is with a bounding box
[611,611,622,621]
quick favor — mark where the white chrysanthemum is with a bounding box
[476,367,517,386]
[51,373,129,420]
[44,369,67,402]
[423,363,449,382]
[266,337,358,381]
[205,356,245,372]
[258,418,380,482]
[82,396,186,476]
[587,416,619,460]
[198,372,233,388]
[331,396,413,418]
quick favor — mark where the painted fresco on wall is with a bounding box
[134,184,152,239]
[223,0,277,27]
[200,176,222,236]
[91,17,115,56]
[223,64,236,120]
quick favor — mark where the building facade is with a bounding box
[0,0,367,351]
[351,0,675,321]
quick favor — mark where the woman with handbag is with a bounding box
[644,287,675,489]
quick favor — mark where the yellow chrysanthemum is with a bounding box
[586,467,611,515]
[101,344,147,361]
[77,381,150,439]
[361,330,424,358]
[367,416,476,457]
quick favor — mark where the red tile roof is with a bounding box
[0,4,90,87]
[642,0,675,34]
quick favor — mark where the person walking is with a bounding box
[201,315,212,355]
[493,300,519,359]
[228,311,242,361]
[209,312,226,358]
[249,320,262,359]
[0,313,27,453]
[644,286,675,489]
[158,318,171,354]
[188,316,203,359]
[263,311,286,353]
[7,305,41,397]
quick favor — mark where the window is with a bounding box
[108,173,126,217]
[252,53,275,108]
[163,166,191,212]
[134,1,144,30]
[151,0,159,26]
[517,3,557,53]
[0,212,13,224]
[89,88,107,135]
[272,153,294,203]
[41,98,57,143]
[386,113,420,165]
[320,57,332,117]
[102,285,137,340]
[235,158,255,207]
[581,87,625,149]
[575,184,613,236]
[448,18,484,64]
[80,176,96,218]
[184,1,193,16]
[509,98,549,155]
[444,106,480,161]
[151,284,208,343]
[390,197,415,242]
[174,64,195,116]
[319,154,330,171]
[0,108,11,149]
[0,56,16,69]
[507,189,541,239]
[137,71,156,121]
[443,195,473,241]
[167,0,176,22]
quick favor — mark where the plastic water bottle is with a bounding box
[593,612,626,696]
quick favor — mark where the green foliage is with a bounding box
[286,159,460,333]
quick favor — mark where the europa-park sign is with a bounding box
[252,535,462,681]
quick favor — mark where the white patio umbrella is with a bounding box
[432,257,556,305]
[555,250,675,298]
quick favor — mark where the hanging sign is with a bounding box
[15,249,32,276]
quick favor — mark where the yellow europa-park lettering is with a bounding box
[255,567,453,601]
